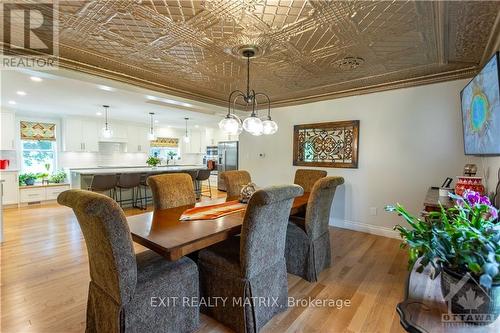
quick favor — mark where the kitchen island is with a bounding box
[69,165,208,204]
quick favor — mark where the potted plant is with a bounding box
[387,190,499,324]
[49,170,67,183]
[146,156,161,167]
[19,173,38,186]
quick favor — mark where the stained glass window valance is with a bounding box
[150,137,179,148]
[20,121,56,141]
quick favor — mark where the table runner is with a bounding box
[180,200,246,221]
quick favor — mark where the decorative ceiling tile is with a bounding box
[4,0,498,107]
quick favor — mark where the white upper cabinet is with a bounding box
[62,118,99,152]
[127,126,150,153]
[183,130,202,154]
[0,112,16,150]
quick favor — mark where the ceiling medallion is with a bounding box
[219,46,278,136]
[334,57,365,71]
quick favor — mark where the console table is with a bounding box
[423,187,454,212]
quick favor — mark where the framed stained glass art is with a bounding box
[293,120,359,168]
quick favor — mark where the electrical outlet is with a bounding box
[370,207,377,216]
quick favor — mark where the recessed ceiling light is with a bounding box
[8,100,16,105]
[194,124,199,128]
[154,120,159,123]
[96,112,102,116]
[97,85,115,92]
[30,76,42,82]
[17,91,27,96]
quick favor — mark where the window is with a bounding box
[21,140,57,174]
[150,147,180,161]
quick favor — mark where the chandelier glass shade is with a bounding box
[101,105,113,138]
[219,48,277,136]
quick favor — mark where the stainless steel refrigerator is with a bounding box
[217,141,239,191]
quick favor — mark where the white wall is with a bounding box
[239,79,497,238]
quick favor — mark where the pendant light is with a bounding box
[101,105,113,138]
[183,117,190,143]
[220,47,277,136]
[147,112,156,141]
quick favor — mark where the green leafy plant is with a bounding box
[146,156,161,167]
[49,170,66,183]
[19,173,39,186]
[386,190,499,288]
[167,151,177,159]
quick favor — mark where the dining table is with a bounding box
[127,192,310,261]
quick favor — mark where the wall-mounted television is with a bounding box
[460,52,500,155]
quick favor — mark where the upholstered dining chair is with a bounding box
[285,177,344,282]
[293,169,327,193]
[57,189,199,333]
[220,170,251,201]
[147,173,196,210]
[198,185,304,333]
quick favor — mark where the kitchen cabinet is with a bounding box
[62,118,99,152]
[0,112,16,150]
[126,126,150,153]
[19,184,70,204]
[183,130,202,154]
[0,171,19,205]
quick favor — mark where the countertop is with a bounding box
[0,169,19,172]
[70,165,207,175]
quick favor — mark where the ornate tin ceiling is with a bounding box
[5,1,500,107]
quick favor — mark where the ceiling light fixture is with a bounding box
[219,46,277,136]
[101,105,113,138]
[183,117,190,143]
[148,112,156,141]
[17,91,27,96]
[30,76,42,82]
[8,100,16,105]
[97,85,115,92]
[96,112,102,116]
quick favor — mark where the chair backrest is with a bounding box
[57,189,137,305]
[294,169,327,193]
[117,173,141,188]
[147,173,196,210]
[239,185,303,278]
[196,169,211,181]
[90,174,117,192]
[221,170,251,201]
[305,177,344,239]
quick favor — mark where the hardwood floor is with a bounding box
[1,188,407,333]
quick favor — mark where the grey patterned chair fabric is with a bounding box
[147,173,196,210]
[221,170,252,201]
[293,169,327,193]
[285,177,344,282]
[57,189,199,333]
[198,185,304,333]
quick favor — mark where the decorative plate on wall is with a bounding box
[293,120,359,168]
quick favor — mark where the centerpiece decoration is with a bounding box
[386,190,499,323]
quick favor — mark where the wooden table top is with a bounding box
[397,261,499,332]
[423,187,454,210]
[128,193,310,261]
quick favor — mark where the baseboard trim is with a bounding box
[331,219,400,239]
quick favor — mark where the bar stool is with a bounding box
[138,172,161,210]
[185,170,200,200]
[116,173,142,208]
[196,169,212,198]
[89,174,117,200]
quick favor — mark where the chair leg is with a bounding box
[208,178,212,198]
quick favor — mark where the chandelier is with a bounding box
[219,47,278,136]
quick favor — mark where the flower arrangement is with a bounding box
[386,190,499,288]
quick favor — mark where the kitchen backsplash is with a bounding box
[59,151,203,169]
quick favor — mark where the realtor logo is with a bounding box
[441,273,496,326]
[1,1,58,69]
